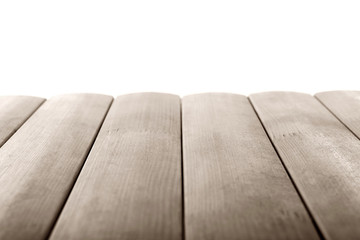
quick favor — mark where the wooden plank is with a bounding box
[50,93,182,240]
[183,93,320,240]
[249,92,360,240]
[0,94,113,240]
[0,96,45,147]
[316,91,360,138]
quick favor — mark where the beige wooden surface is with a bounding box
[0,94,113,240]
[1,91,360,240]
[50,93,182,240]
[316,91,360,139]
[250,92,360,240]
[182,93,320,240]
[0,96,45,147]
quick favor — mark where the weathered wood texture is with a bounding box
[250,92,360,240]
[0,96,45,147]
[50,93,182,240]
[0,94,113,240]
[182,93,320,240]
[316,91,360,139]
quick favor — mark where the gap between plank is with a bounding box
[247,97,326,240]
[0,98,46,148]
[314,95,360,142]
[45,98,115,240]
[180,98,186,240]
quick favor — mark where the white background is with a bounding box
[0,0,359,98]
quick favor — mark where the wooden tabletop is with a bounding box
[0,92,359,240]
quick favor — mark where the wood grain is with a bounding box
[182,93,320,240]
[250,92,360,240]
[50,93,182,240]
[0,96,45,147]
[316,91,360,139]
[0,94,113,240]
